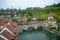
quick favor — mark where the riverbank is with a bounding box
[42,26,60,36]
[18,21,60,37]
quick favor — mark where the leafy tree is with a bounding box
[12,18,17,22]
[25,8,33,16]
[27,16,32,21]
[48,22,52,29]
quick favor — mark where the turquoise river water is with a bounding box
[18,27,60,40]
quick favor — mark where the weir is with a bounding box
[18,21,44,31]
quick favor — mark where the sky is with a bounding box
[0,0,60,9]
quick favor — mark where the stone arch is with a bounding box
[22,25,29,31]
[27,27,35,31]
[37,25,42,30]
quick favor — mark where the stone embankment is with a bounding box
[42,23,60,36]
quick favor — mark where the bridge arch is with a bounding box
[21,22,45,31]
[37,26,43,30]
[26,27,35,31]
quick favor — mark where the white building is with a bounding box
[48,11,53,21]
[44,11,58,29]
[32,16,37,21]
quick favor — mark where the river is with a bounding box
[18,27,60,40]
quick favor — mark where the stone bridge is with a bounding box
[18,21,45,30]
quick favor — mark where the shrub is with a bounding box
[37,17,41,21]
[48,22,52,29]
[12,18,17,22]
[27,16,32,21]
[37,16,46,21]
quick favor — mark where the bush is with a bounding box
[27,16,32,21]
[48,22,52,28]
[58,23,60,31]
[12,18,17,22]
[37,17,42,21]
[37,16,46,21]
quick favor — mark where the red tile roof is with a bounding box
[2,30,15,40]
[11,22,17,27]
[48,12,53,17]
[17,17,27,22]
[2,18,10,23]
[0,19,18,40]
[6,25,17,34]
[0,37,4,40]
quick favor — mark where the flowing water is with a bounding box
[18,27,60,40]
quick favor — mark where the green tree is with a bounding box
[25,8,33,16]
[27,16,32,21]
[48,22,52,29]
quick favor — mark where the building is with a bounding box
[32,16,37,21]
[0,19,18,40]
[17,16,27,22]
[48,11,53,21]
[44,11,58,29]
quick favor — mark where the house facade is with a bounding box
[32,16,37,21]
